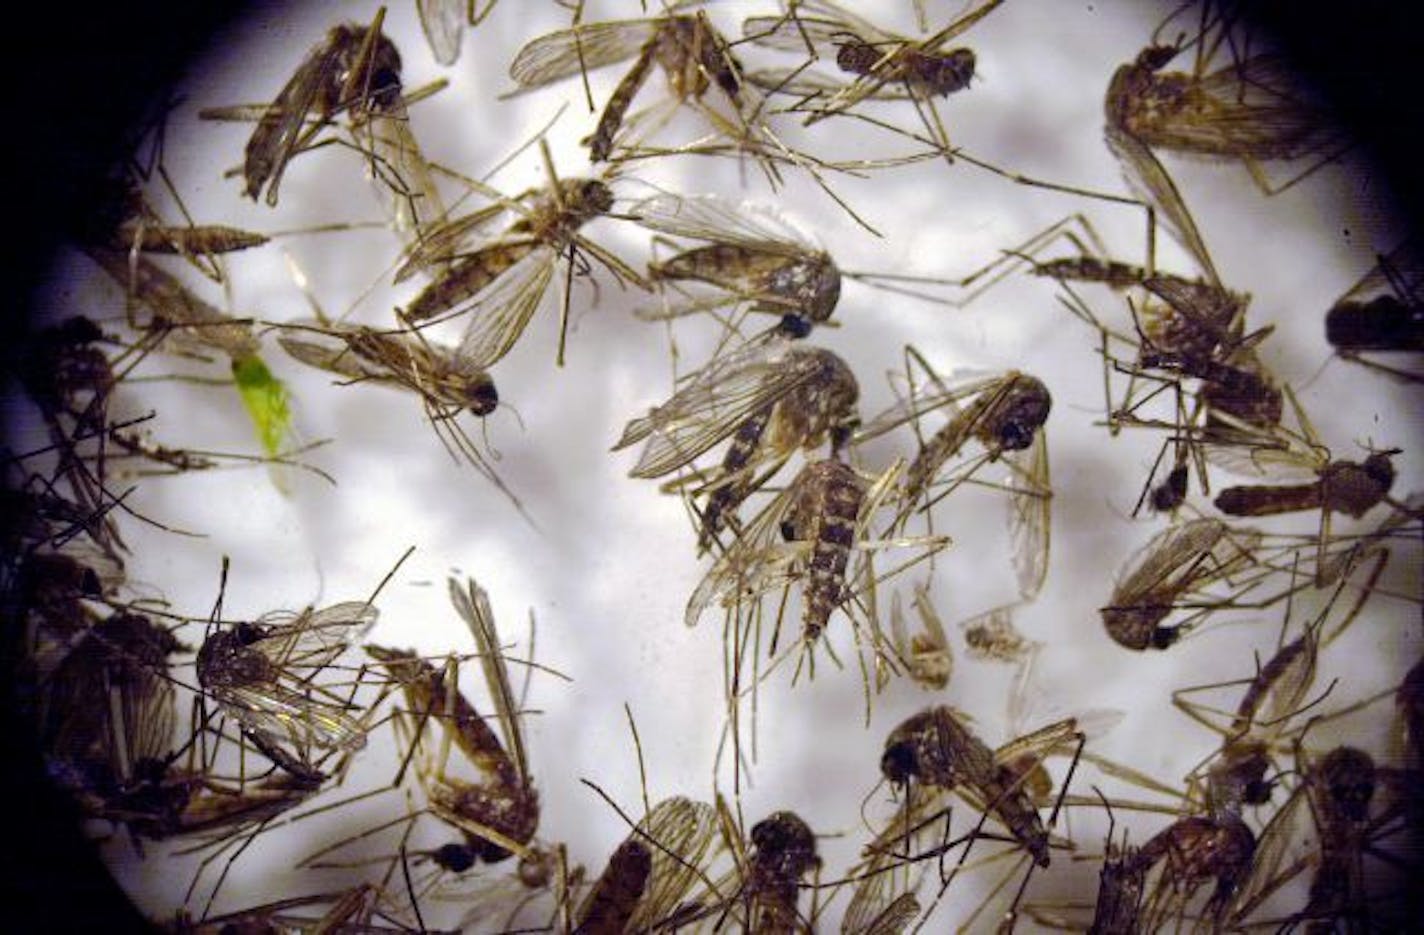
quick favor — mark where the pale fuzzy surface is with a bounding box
[25,0,1421,930]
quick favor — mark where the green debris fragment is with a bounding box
[232,354,292,459]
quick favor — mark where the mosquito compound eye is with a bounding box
[465,378,499,416]
[880,743,916,784]
[432,842,476,873]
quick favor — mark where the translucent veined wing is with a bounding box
[615,341,831,477]
[209,679,366,753]
[394,199,516,283]
[1006,430,1051,600]
[631,193,820,257]
[254,601,380,667]
[742,0,896,55]
[852,372,1005,446]
[508,19,663,88]
[684,471,812,628]
[1105,123,1219,284]
[448,576,530,789]
[626,796,722,930]
[418,0,464,66]
[454,244,558,370]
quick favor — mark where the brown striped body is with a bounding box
[366,645,538,862]
[699,407,772,548]
[1033,256,1146,290]
[835,40,976,97]
[587,37,660,162]
[119,223,269,256]
[406,177,614,321]
[784,459,865,642]
[575,839,652,934]
[1215,453,1395,520]
[746,812,818,935]
[651,244,841,325]
[700,349,858,550]
[880,706,1051,867]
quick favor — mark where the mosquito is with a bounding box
[1126,812,1256,931]
[853,355,1051,600]
[742,0,1002,155]
[1325,238,1424,382]
[630,192,843,337]
[232,8,445,238]
[275,317,524,507]
[172,883,422,934]
[1100,517,1269,651]
[507,9,750,164]
[871,708,1085,931]
[736,810,822,933]
[196,600,377,782]
[362,576,552,889]
[397,140,645,368]
[1106,3,1347,196]
[613,339,859,551]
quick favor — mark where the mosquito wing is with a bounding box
[615,341,828,478]
[211,680,367,753]
[685,475,809,628]
[631,193,819,257]
[508,19,662,88]
[852,373,1004,446]
[448,576,530,788]
[394,200,513,283]
[245,30,352,204]
[254,601,379,671]
[742,1,896,55]
[418,0,464,65]
[455,244,557,370]
[627,796,721,930]
[1105,123,1219,285]
[1006,430,1051,600]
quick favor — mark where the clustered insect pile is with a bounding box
[6,1,1421,931]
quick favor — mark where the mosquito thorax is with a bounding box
[575,179,616,218]
[1317,747,1376,823]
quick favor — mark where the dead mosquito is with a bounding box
[396,140,645,368]
[613,339,859,551]
[227,7,445,237]
[630,192,842,337]
[869,707,1085,930]
[1100,517,1271,650]
[196,600,377,782]
[853,352,1051,600]
[359,576,556,896]
[274,316,528,510]
[1325,238,1424,383]
[507,8,750,164]
[742,0,1003,148]
[1106,3,1347,196]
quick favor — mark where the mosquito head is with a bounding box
[777,314,813,339]
[431,842,477,873]
[880,740,917,786]
[463,373,499,417]
[1137,44,1179,72]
